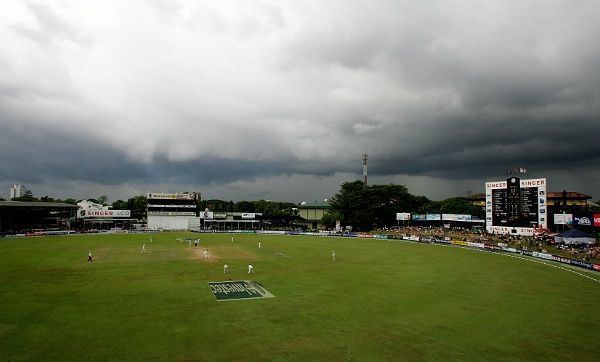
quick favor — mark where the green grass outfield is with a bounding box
[1,232,599,361]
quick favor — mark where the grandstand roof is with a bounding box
[0,201,78,209]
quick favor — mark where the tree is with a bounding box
[321,211,342,229]
[62,198,77,205]
[112,199,128,210]
[329,180,373,231]
[127,195,147,220]
[330,181,431,231]
[98,195,108,205]
[12,190,37,202]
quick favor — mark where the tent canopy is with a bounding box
[554,228,596,245]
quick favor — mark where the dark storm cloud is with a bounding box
[1,1,600,201]
[0,122,148,184]
[0,119,310,186]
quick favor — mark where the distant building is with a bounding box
[201,211,262,230]
[298,200,331,230]
[467,191,592,208]
[9,184,27,200]
[147,192,200,230]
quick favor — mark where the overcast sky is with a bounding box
[1,1,599,203]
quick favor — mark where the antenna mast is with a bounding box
[361,152,368,186]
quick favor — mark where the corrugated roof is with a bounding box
[0,201,78,209]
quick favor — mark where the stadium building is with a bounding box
[147,192,200,230]
[76,200,135,230]
[200,211,262,230]
[298,200,331,230]
[467,191,592,208]
[0,201,78,235]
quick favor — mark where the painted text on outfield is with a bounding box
[208,280,275,301]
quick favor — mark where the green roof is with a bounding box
[299,201,331,209]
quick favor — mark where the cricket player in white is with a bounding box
[248,264,253,274]
[224,264,229,274]
[332,250,336,261]
[258,241,262,249]
[203,249,208,259]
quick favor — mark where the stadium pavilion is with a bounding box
[0,201,78,235]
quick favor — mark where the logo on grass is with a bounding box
[208,280,275,301]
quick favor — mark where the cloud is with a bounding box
[0,0,599,202]
[12,2,93,46]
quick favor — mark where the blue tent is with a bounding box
[554,229,596,245]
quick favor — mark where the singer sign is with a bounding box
[81,210,131,218]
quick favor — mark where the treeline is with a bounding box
[328,181,484,231]
[111,196,148,220]
[10,193,77,205]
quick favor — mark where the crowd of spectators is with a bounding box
[376,225,599,264]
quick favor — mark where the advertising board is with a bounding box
[396,213,411,221]
[82,210,131,218]
[426,214,441,221]
[442,214,457,221]
[574,215,593,227]
[148,192,196,200]
[553,213,573,225]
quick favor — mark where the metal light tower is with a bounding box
[361,152,368,186]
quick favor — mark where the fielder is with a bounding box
[258,241,262,249]
[247,264,254,274]
[88,251,93,262]
[332,250,336,261]
[203,249,209,259]
[224,264,229,274]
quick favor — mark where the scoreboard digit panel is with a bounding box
[519,187,539,227]
[491,189,507,225]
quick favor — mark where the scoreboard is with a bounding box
[486,178,547,236]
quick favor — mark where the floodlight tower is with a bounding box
[361,152,368,186]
